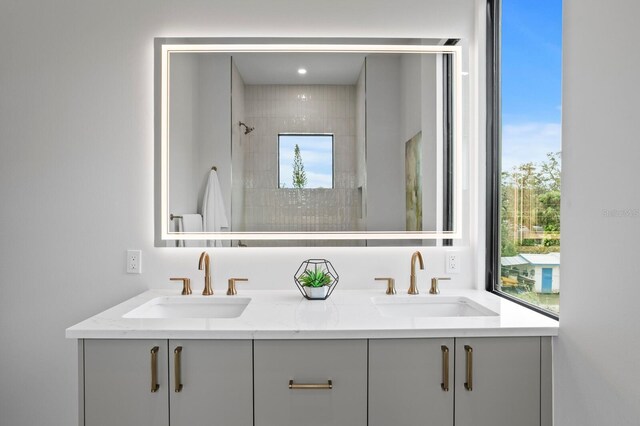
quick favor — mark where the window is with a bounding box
[487,0,562,317]
[278,134,334,189]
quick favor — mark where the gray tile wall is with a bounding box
[243,84,361,233]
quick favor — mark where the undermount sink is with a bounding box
[123,296,251,319]
[372,296,498,318]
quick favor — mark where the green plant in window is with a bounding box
[292,144,307,188]
[299,267,332,288]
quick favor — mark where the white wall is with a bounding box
[367,54,441,236]
[555,0,640,424]
[169,54,199,219]
[231,60,247,232]
[366,55,405,230]
[168,53,231,236]
[399,53,440,233]
[355,64,367,230]
[194,54,232,224]
[0,1,479,425]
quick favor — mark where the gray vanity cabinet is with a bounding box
[168,340,253,426]
[454,337,541,426]
[369,338,455,426]
[253,340,368,426]
[83,339,169,426]
[368,337,548,426]
[81,337,550,426]
[82,339,252,426]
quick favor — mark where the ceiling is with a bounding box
[232,52,367,85]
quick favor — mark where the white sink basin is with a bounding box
[372,296,498,318]
[123,296,251,319]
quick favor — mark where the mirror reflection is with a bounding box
[162,45,459,246]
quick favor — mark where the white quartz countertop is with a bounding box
[66,289,558,339]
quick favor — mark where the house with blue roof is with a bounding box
[501,253,560,293]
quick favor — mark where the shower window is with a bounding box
[278,134,334,189]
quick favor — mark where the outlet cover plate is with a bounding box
[446,252,460,274]
[127,250,141,274]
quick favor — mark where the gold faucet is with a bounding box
[198,251,214,295]
[430,277,451,295]
[408,251,424,294]
[375,277,397,295]
[170,277,192,295]
[227,278,248,295]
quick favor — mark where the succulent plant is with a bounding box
[299,267,332,288]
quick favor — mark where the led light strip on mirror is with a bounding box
[159,41,463,241]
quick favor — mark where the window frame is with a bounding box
[277,133,335,190]
[485,0,559,320]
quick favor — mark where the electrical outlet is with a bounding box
[446,252,460,274]
[126,250,142,274]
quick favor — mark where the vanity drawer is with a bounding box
[254,339,367,426]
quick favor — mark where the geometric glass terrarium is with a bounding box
[294,259,339,300]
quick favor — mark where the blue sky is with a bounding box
[502,0,562,171]
[279,135,333,188]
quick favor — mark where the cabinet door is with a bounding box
[254,340,367,426]
[169,340,253,426]
[84,339,169,426]
[455,337,540,426]
[369,338,454,426]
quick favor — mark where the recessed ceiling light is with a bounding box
[297,68,307,75]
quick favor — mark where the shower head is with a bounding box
[238,121,255,135]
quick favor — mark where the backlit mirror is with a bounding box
[155,39,463,246]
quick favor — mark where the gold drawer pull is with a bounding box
[441,345,450,392]
[464,345,473,391]
[288,379,333,390]
[150,346,160,393]
[174,346,183,393]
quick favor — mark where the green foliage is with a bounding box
[516,245,560,254]
[500,152,561,252]
[292,144,307,189]
[539,152,561,192]
[500,219,518,256]
[538,191,561,229]
[299,267,332,288]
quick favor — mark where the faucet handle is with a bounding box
[170,277,192,295]
[227,278,248,296]
[429,277,451,295]
[375,277,396,295]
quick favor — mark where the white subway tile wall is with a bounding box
[238,84,364,244]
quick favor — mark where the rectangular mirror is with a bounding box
[155,39,463,246]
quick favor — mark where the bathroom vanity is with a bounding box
[67,290,557,426]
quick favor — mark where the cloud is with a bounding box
[502,122,561,171]
[306,172,333,188]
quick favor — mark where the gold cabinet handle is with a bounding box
[441,345,450,392]
[464,345,473,391]
[174,346,183,392]
[150,346,160,393]
[288,379,333,390]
